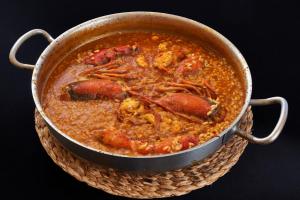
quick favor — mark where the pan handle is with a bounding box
[9,29,54,70]
[235,97,288,144]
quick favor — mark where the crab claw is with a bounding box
[64,79,127,100]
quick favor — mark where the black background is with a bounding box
[1,0,299,199]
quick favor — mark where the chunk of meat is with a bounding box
[179,134,199,150]
[153,51,173,71]
[153,134,199,154]
[120,98,140,113]
[141,113,155,124]
[84,45,136,65]
[99,130,131,149]
[154,139,172,154]
[134,142,154,155]
[176,57,204,76]
[136,55,148,67]
[158,42,170,51]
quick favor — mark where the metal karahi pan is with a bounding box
[9,12,288,172]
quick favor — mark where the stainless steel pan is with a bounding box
[9,12,288,172]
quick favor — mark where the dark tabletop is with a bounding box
[1,0,299,199]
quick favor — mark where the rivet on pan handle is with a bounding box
[235,97,288,144]
[9,29,54,70]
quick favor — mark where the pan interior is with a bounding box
[33,12,251,158]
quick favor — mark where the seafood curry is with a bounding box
[42,31,245,156]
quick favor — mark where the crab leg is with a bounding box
[181,79,217,99]
[155,86,191,93]
[87,74,120,81]
[79,61,120,76]
[63,79,127,100]
[165,82,203,96]
[99,73,140,79]
[94,68,128,74]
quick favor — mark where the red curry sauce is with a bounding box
[42,31,245,156]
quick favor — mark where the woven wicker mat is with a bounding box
[34,107,253,199]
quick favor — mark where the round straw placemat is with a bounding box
[34,107,253,199]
